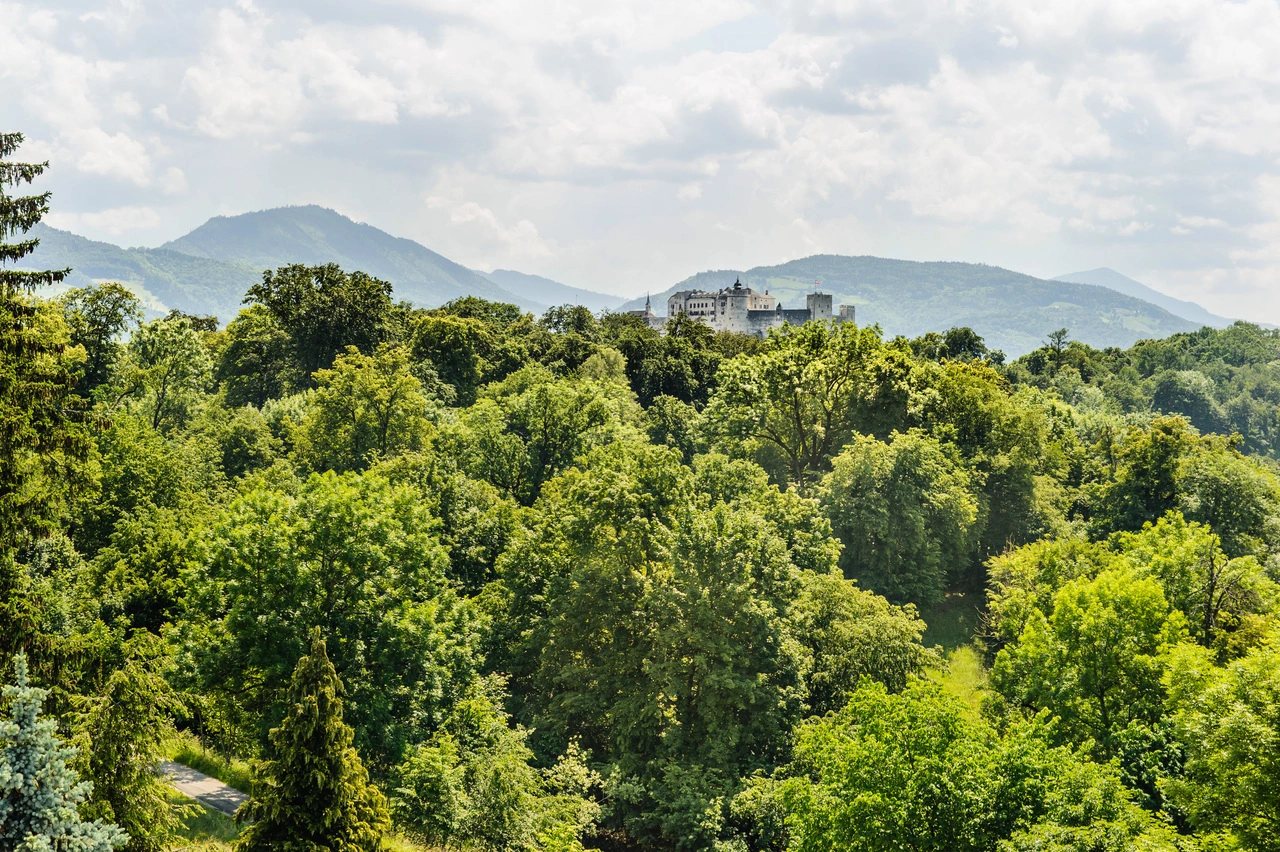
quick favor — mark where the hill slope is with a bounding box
[19,224,263,320]
[621,255,1200,357]
[160,205,538,313]
[479,269,621,312]
[1053,267,1233,329]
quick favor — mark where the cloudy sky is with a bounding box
[4,0,1280,316]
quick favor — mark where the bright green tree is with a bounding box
[787,570,933,713]
[1116,512,1278,654]
[990,567,1186,759]
[392,685,598,852]
[452,370,636,506]
[820,430,979,605]
[107,315,213,432]
[60,282,141,395]
[0,653,126,851]
[297,343,432,472]
[1163,638,1280,852]
[705,321,881,490]
[237,630,389,852]
[750,680,1179,852]
[181,471,480,766]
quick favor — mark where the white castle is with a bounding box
[659,278,855,337]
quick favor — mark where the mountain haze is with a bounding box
[479,268,622,312]
[621,255,1200,357]
[161,205,540,313]
[1053,267,1234,329]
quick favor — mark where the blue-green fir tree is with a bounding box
[0,653,126,851]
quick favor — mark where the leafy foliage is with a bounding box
[12,158,1280,852]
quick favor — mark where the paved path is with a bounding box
[160,761,248,817]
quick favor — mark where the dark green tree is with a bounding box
[74,633,184,852]
[0,653,126,851]
[215,304,295,406]
[0,133,95,658]
[820,430,979,605]
[0,132,68,293]
[0,132,93,548]
[237,630,389,851]
[245,263,393,385]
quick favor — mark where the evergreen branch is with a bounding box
[0,267,70,293]
[0,238,40,263]
[0,161,48,186]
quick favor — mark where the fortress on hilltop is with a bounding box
[663,278,855,337]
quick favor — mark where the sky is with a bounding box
[4,0,1280,316]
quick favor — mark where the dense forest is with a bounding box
[4,133,1280,852]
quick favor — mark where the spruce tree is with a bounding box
[0,653,126,850]
[0,134,94,673]
[0,131,91,555]
[237,629,389,852]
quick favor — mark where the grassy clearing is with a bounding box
[165,731,255,795]
[927,645,989,720]
[919,590,983,651]
[167,789,239,851]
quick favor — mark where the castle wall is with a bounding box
[666,285,852,337]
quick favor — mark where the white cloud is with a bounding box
[46,205,162,236]
[8,0,1280,318]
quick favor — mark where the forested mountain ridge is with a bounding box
[20,222,262,318]
[24,210,1207,356]
[479,267,623,312]
[623,254,1200,356]
[21,207,622,323]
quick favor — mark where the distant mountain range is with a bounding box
[618,257,1203,356]
[480,268,623,313]
[21,206,620,321]
[16,204,1235,357]
[1052,268,1235,329]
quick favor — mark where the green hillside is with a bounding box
[21,223,262,321]
[161,205,537,312]
[622,255,1200,356]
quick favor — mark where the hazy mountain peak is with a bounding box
[159,205,541,312]
[1053,267,1233,329]
[479,268,623,313]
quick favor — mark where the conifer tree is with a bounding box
[0,131,89,547]
[0,653,126,850]
[237,629,389,852]
[0,132,69,295]
[0,132,93,658]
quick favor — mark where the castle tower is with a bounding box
[806,291,833,320]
